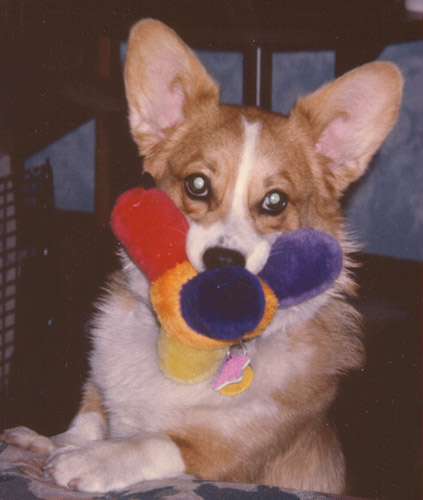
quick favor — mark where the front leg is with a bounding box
[44,434,185,493]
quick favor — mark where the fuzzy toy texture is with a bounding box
[110,187,343,348]
[157,329,226,384]
[180,266,267,341]
[111,188,278,348]
[259,228,343,307]
[110,187,343,385]
[110,187,189,282]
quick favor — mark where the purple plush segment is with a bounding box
[258,228,343,307]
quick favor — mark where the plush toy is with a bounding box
[110,187,343,394]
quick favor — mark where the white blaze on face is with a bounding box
[231,119,260,220]
[186,118,273,274]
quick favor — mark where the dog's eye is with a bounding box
[185,174,210,199]
[261,190,288,215]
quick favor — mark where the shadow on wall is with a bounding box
[344,42,422,262]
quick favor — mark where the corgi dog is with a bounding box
[2,19,403,495]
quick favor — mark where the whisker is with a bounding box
[162,225,188,237]
[267,248,291,258]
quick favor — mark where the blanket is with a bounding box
[0,443,365,500]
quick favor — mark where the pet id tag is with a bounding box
[212,344,254,395]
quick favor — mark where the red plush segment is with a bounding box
[110,187,189,282]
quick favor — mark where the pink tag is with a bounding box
[212,354,250,391]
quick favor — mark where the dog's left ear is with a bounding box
[293,62,403,194]
[124,19,220,158]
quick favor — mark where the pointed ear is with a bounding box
[124,19,220,157]
[293,62,403,193]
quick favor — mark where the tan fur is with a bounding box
[261,420,346,492]
[77,382,107,420]
[2,19,403,495]
[125,19,220,158]
[121,20,400,492]
[168,296,362,489]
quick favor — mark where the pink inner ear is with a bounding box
[314,116,352,168]
[154,84,185,130]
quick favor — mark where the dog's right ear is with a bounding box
[124,19,220,157]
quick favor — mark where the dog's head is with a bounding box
[124,19,402,281]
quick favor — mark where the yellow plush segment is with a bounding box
[150,261,279,349]
[157,329,226,384]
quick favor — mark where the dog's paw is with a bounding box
[0,426,57,455]
[43,436,185,493]
[44,441,133,492]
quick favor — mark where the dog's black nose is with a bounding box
[203,247,246,269]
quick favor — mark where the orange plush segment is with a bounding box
[242,280,279,341]
[150,262,279,349]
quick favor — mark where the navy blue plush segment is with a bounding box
[180,267,266,340]
[258,228,343,307]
